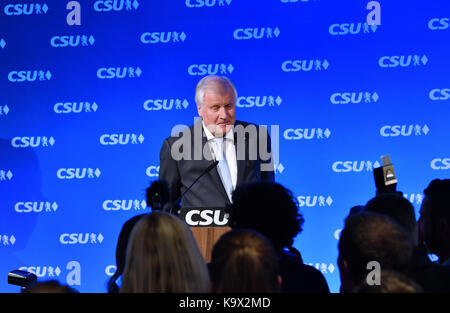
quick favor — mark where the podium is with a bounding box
[190,227,231,262]
[179,207,231,263]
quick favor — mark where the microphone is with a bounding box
[170,160,219,214]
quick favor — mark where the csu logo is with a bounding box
[378,55,428,68]
[380,124,429,137]
[56,168,101,179]
[428,18,449,30]
[8,70,51,82]
[146,166,160,177]
[97,67,142,79]
[54,102,99,113]
[19,261,81,286]
[144,99,189,111]
[0,105,10,115]
[429,88,450,101]
[19,265,62,278]
[185,0,232,8]
[15,201,58,213]
[330,92,379,104]
[60,233,104,244]
[0,38,6,49]
[0,170,13,181]
[329,22,378,35]
[233,27,280,40]
[103,200,147,211]
[11,136,55,148]
[281,59,329,72]
[332,160,381,173]
[141,32,187,44]
[284,128,331,140]
[4,3,48,15]
[297,195,333,208]
[236,96,282,108]
[188,64,234,76]
[183,209,229,226]
[94,0,139,12]
[50,35,95,48]
[430,158,450,170]
[99,133,145,145]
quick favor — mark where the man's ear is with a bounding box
[197,104,203,117]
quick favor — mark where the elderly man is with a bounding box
[159,75,274,209]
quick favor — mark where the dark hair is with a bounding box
[226,182,304,252]
[210,229,280,293]
[364,192,417,241]
[107,214,146,293]
[338,212,413,285]
[424,179,450,223]
[145,179,170,211]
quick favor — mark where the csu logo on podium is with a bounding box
[180,207,229,226]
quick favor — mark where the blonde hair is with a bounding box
[120,212,210,293]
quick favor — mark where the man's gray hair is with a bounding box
[195,75,238,108]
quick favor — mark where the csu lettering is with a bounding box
[185,0,228,8]
[60,233,104,244]
[93,0,138,12]
[11,136,54,148]
[8,70,51,82]
[431,158,450,170]
[188,64,233,76]
[56,168,101,179]
[140,32,186,43]
[50,35,94,47]
[4,3,48,15]
[185,210,228,226]
[428,18,449,30]
[14,202,57,213]
[332,161,376,173]
[429,88,450,100]
[103,200,145,211]
[329,23,371,35]
[54,102,98,113]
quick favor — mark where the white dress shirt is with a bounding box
[202,121,237,190]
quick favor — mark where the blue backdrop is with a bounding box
[1,0,449,292]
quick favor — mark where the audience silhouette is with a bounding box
[120,211,210,293]
[226,182,329,293]
[209,229,281,293]
[364,192,450,292]
[338,212,414,293]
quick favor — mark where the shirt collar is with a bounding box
[202,120,234,141]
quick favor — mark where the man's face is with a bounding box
[197,86,236,137]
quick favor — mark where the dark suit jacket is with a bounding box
[159,119,274,208]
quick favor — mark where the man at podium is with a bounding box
[159,75,275,209]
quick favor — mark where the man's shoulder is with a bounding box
[163,123,198,144]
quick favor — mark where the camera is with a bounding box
[373,154,398,194]
[8,270,37,290]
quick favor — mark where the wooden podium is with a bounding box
[190,226,231,263]
[179,207,231,263]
